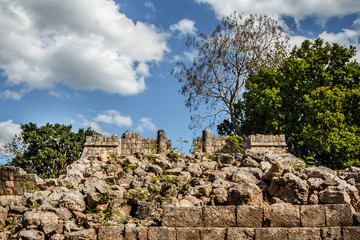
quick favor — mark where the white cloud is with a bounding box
[1,90,24,100]
[0,120,21,145]
[0,0,169,99]
[77,114,105,134]
[194,0,360,22]
[94,110,132,127]
[170,19,197,37]
[145,1,156,12]
[135,118,157,132]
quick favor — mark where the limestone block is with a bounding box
[200,228,226,240]
[324,204,353,226]
[203,206,236,227]
[23,211,58,228]
[3,188,13,195]
[0,210,6,226]
[148,227,176,240]
[17,229,45,240]
[236,206,263,227]
[0,188,4,195]
[287,227,321,240]
[343,226,360,240]
[65,229,97,240]
[162,206,202,227]
[226,228,254,240]
[321,227,342,240]
[98,226,124,240]
[255,228,288,240]
[263,204,300,227]
[300,205,325,227]
[124,226,147,240]
[42,222,64,236]
[176,227,201,240]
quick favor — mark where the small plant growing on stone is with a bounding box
[124,188,149,201]
[176,137,189,155]
[223,134,243,155]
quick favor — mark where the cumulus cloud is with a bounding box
[94,110,132,127]
[0,0,169,98]
[77,114,105,134]
[170,19,197,37]
[135,118,157,132]
[0,120,21,145]
[194,0,360,22]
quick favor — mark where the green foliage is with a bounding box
[4,123,93,178]
[218,38,360,169]
[223,134,243,154]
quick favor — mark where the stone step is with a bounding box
[162,204,354,228]
[95,225,360,240]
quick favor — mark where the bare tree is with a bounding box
[172,12,289,135]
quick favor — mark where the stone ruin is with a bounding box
[1,130,360,239]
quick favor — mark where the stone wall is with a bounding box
[194,130,287,154]
[0,166,38,196]
[81,130,172,159]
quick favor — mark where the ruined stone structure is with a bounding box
[2,129,360,239]
[194,130,287,154]
[81,130,172,159]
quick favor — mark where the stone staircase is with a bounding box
[97,204,360,240]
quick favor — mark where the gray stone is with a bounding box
[17,229,45,240]
[263,204,300,227]
[162,206,202,227]
[324,204,353,226]
[0,210,6,226]
[23,211,58,229]
[319,187,351,205]
[287,227,321,240]
[59,191,85,212]
[65,229,97,240]
[227,228,254,240]
[268,173,309,204]
[203,206,236,227]
[98,226,124,240]
[301,205,325,227]
[148,227,176,240]
[302,166,336,180]
[228,183,263,206]
[263,160,285,181]
[176,228,201,240]
[255,228,288,240]
[145,165,163,176]
[200,228,226,240]
[124,226,147,240]
[231,169,258,184]
[241,157,260,168]
[211,187,228,204]
[236,206,263,227]
[307,178,324,190]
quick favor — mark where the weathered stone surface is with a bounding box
[302,167,336,180]
[162,206,202,227]
[324,204,353,226]
[108,198,132,216]
[300,205,325,227]
[354,212,360,226]
[255,228,288,240]
[59,191,85,212]
[268,173,309,204]
[176,228,201,240]
[307,178,324,190]
[321,227,342,240]
[236,206,263,227]
[42,222,64,236]
[0,210,6,226]
[148,227,176,240]
[343,226,360,240]
[319,186,351,205]
[287,227,321,240]
[211,187,228,204]
[17,229,45,240]
[98,226,124,240]
[227,228,254,240]
[228,183,263,206]
[203,206,236,227]
[241,157,260,168]
[124,226,147,240]
[231,169,258,184]
[200,228,226,240]
[65,229,97,240]
[23,211,58,229]
[263,160,285,181]
[264,204,300,227]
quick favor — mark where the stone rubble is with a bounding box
[0,146,360,239]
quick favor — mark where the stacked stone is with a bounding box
[0,166,37,195]
[81,134,121,159]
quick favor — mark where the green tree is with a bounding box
[218,38,360,169]
[173,12,289,135]
[2,123,93,178]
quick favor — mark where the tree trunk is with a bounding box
[230,107,242,136]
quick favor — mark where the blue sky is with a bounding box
[1,0,360,162]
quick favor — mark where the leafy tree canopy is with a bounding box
[218,38,360,169]
[2,123,93,178]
